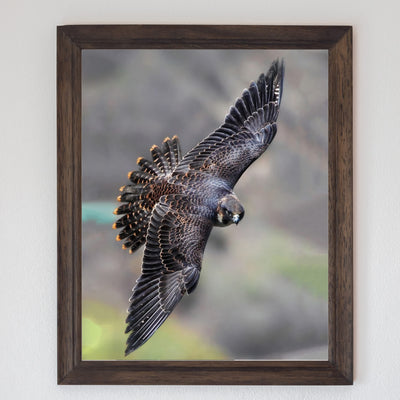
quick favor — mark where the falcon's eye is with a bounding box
[221,206,230,215]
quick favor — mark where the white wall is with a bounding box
[2,0,400,398]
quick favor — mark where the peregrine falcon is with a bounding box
[113,59,285,355]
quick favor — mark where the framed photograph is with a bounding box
[58,25,352,385]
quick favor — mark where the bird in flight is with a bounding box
[113,59,284,355]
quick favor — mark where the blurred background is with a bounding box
[81,49,328,361]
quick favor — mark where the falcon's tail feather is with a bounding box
[133,135,182,177]
[113,201,151,253]
[113,136,182,254]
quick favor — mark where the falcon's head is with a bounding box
[216,194,245,227]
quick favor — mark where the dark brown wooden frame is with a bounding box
[57,25,352,385]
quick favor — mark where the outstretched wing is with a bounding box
[174,59,284,188]
[125,195,213,355]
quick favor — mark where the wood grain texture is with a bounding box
[57,25,353,385]
[328,27,353,383]
[60,24,349,49]
[61,361,347,385]
[57,28,82,383]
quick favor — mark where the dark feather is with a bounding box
[124,196,213,355]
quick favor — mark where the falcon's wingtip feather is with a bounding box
[257,58,285,106]
[274,58,285,106]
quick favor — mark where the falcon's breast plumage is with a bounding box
[113,59,285,355]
